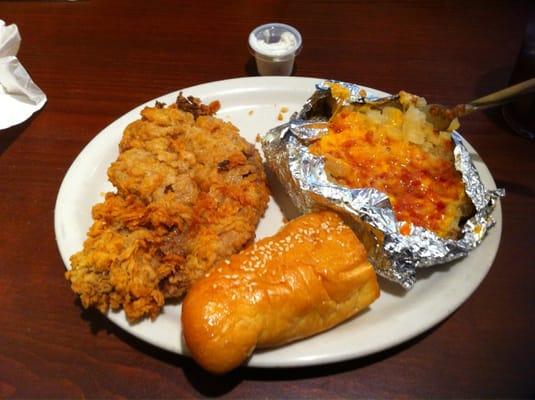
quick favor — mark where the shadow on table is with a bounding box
[0,114,39,156]
[77,299,447,397]
[244,57,258,76]
[494,178,534,198]
[472,66,532,139]
[244,56,300,77]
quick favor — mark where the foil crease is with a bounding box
[261,80,504,289]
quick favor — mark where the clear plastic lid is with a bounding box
[248,23,302,60]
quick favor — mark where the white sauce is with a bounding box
[253,31,297,56]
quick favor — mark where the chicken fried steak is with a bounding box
[66,96,270,321]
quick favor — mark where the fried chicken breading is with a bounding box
[67,97,270,321]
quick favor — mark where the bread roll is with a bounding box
[181,211,379,374]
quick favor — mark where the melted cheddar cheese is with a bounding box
[309,103,472,239]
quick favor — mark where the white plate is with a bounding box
[55,77,502,368]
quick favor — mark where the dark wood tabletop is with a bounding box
[1,1,534,398]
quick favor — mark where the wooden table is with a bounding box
[1,1,533,398]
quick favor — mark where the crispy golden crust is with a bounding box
[67,101,269,321]
[182,211,380,374]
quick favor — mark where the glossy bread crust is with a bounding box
[182,211,380,374]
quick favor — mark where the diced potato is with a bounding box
[382,106,404,127]
[364,109,385,125]
[324,155,352,179]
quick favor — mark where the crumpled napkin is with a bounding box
[0,20,47,130]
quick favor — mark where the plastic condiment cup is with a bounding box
[248,23,302,76]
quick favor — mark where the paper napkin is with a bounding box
[0,20,47,130]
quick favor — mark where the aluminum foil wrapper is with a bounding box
[261,80,504,289]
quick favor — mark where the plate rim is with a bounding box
[54,76,502,368]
